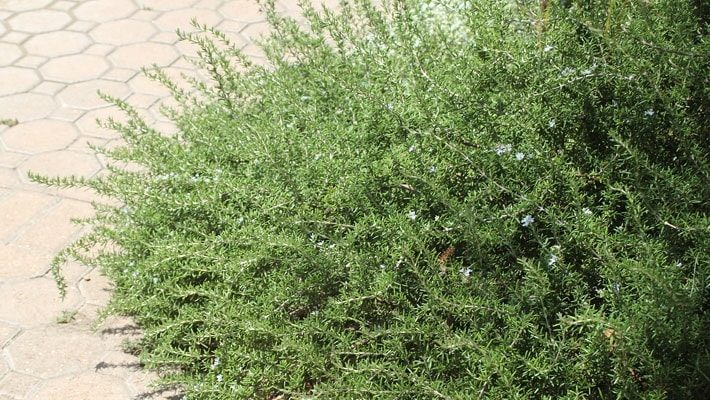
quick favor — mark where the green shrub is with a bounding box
[37,0,709,398]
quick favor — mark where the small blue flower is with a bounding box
[520,214,534,227]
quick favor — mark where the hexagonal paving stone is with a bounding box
[0,93,56,122]
[219,0,271,22]
[0,244,54,281]
[89,19,157,46]
[0,43,22,66]
[18,150,102,180]
[0,372,40,399]
[154,8,223,33]
[0,67,39,96]
[79,268,114,305]
[0,191,56,240]
[8,10,72,33]
[127,74,171,97]
[1,120,79,153]
[0,0,53,12]
[0,278,82,327]
[108,42,179,70]
[57,80,130,110]
[0,322,19,347]
[140,0,199,10]
[73,0,138,23]
[6,327,108,379]
[24,31,92,57]
[33,372,131,400]
[12,199,95,251]
[40,54,110,83]
[75,107,129,139]
[33,373,133,400]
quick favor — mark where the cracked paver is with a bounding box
[0,0,305,398]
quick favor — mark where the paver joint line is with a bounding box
[0,0,302,398]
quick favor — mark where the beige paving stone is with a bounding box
[0,371,40,399]
[128,74,171,98]
[57,80,130,110]
[32,81,66,96]
[0,167,19,188]
[85,43,116,57]
[11,198,95,252]
[0,0,53,12]
[32,372,132,399]
[0,32,28,44]
[0,93,57,122]
[149,31,180,44]
[67,136,108,154]
[108,42,180,70]
[8,10,72,33]
[49,107,86,123]
[0,150,27,169]
[0,43,22,67]
[59,261,92,286]
[127,93,160,109]
[18,150,101,183]
[130,8,159,21]
[24,31,92,57]
[66,20,97,33]
[0,67,39,96]
[79,268,113,306]
[0,278,83,327]
[219,0,270,22]
[0,323,19,348]
[40,54,110,83]
[94,350,142,378]
[102,68,138,83]
[0,120,79,154]
[195,0,224,9]
[75,107,129,139]
[154,8,223,33]
[14,55,47,69]
[89,19,157,46]
[52,0,76,11]
[6,326,107,379]
[0,191,56,240]
[139,0,200,11]
[73,0,138,23]
[0,243,54,281]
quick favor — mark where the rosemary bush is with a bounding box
[38,0,709,398]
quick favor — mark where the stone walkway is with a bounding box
[0,0,309,398]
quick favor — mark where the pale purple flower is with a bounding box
[520,214,534,227]
[548,254,558,266]
[459,267,472,277]
[548,119,556,129]
[216,374,223,382]
[407,210,417,221]
[494,144,512,155]
[515,152,525,161]
[644,108,655,117]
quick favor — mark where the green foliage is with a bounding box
[38,0,709,398]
